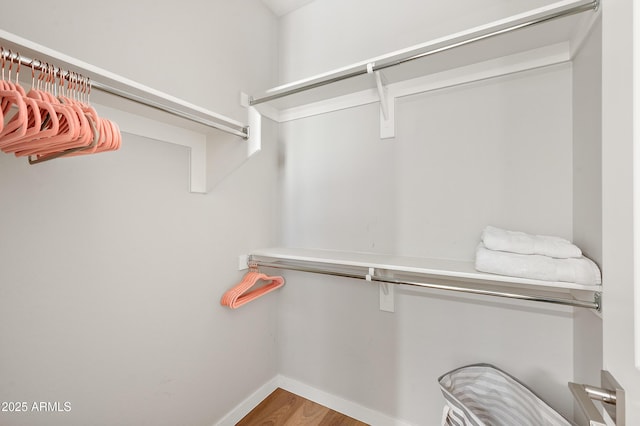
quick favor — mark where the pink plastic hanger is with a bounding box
[0,52,28,145]
[0,57,43,149]
[20,64,80,156]
[54,73,103,158]
[3,61,60,153]
[221,271,285,309]
[25,70,99,162]
[0,50,120,163]
[70,75,121,155]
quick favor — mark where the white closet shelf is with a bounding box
[0,29,261,193]
[248,247,602,311]
[249,0,599,135]
[0,30,249,138]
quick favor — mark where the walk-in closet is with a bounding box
[0,0,637,425]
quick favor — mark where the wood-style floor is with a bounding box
[236,388,369,426]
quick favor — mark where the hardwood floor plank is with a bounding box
[236,388,369,426]
[286,399,330,425]
[237,388,304,425]
[319,409,368,426]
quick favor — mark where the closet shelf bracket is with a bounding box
[365,266,395,312]
[379,281,395,312]
[569,370,625,425]
[368,63,395,139]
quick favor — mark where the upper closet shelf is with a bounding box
[248,247,602,311]
[249,0,599,136]
[0,29,261,193]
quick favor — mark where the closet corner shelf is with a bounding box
[248,247,602,311]
[249,0,599,128]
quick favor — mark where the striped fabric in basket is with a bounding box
[438,364,571,426]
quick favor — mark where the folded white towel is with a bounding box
[481,226,582,259]
[475,243,601,285]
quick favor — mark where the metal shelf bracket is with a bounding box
[569,370,625,425]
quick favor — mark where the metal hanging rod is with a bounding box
[249,0,599,106]
[90,80,249,139]
[249,257,601,311]
[371,275,600,310]
[0,45,248,139]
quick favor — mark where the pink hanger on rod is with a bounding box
[0,50,28,142]
[2,60,60,153]
[221,271,285,309]
[0,47,121,164]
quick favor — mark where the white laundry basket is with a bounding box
[438,364,572,426]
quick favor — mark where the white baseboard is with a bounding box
[214,374,413,426]
[213,376,280,426]
[278,376,413,426]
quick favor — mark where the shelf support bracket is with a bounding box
[569,370,625,425]
[370,267,395,313]
[367,63,395,139]
[379,281,395,313]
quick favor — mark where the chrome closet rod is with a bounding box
[250,259,601,311]
[90,81,249,139]
[370,276,599,310]
[0,50,249,139]
[373,1,598,74]
[249,0,599,106]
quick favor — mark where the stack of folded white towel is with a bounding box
[475,226,601,285]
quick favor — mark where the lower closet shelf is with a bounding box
[247,248,602,311]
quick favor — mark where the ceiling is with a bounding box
[261,0,316,17]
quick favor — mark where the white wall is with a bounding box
[277,1,578,424]
[0,1,280,425]
[571,15,603,426]
[601,0,640,422]
[278,69,576,425]
[278,0,560,83]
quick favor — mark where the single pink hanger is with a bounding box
[0,52,28,142]
[221,271,285,309]
[0,51,24,113]
[0,96,41,150]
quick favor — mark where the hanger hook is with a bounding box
[73,72,78,100]
[29,59,35,89]
[58,66,64,97]
[86,76,91,104]
[37,61,45,91]
[78,73,83,102]
[48,63,54,94]
[7,49,12,83]
[41,62,47,92]
[1,47,5,82]
[14,52,20,85]
[75,72,79,99]
[68,71,74,99]
[43,62,49,93]
[49,63,55,95]
[80,74,85,103]
[80,75,87,103]
[54,64,59,97]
